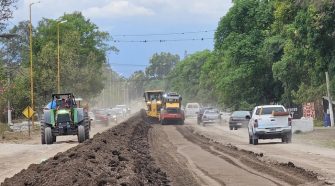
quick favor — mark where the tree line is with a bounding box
[0,11,115,121]
[131,0,335,111]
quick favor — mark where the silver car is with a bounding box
[201,109,222,125]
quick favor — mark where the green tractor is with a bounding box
[41,93,90,144]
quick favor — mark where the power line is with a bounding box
[112,30,215,37]
[112,37,214,43]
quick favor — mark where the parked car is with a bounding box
[248,105,292,145]
[201,109,222,126]
[229,111,251,130]
[185,103,201,117]
[197,107,213,124]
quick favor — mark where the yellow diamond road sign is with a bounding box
[23,106,34,119]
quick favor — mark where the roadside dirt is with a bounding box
[2,113,169,186]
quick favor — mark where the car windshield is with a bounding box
[96,110,107,115]
[187,104,199,108]
[232,111,250,117]
[255,107,285,115]
[204,110,219,115]
[112,108,123,113]
[166,108,179,113]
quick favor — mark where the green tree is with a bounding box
[145,52,180,79]
[168,50,212,104]
[32,12,116,107]
[212,0,281,109]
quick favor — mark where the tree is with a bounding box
[0,0,17,32]
[128,70,146,98]
[168,50,212,104]
[32,12,116,107]
[145,52,180,79]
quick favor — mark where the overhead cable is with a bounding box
[112,30,215,37]
[112,37,214,43]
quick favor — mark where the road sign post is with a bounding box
[22,106,34,137]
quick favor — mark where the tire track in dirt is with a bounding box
[177,126,326,186]
[149,125,204,186]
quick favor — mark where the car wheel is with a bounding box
[287,134,292,143]
[252,134,258,145]
[229,126,233,130]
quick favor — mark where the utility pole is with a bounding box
[7,68,11,125]
[326,71,334,127]
[29,1,40,126]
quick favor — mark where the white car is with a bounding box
[115,105,128,117]
[88,111,95,121]
[185,103,201,117]
[248,105,292,145]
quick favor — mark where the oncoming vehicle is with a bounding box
[115,105,128,117]
[185,103,201,117]
[94,109,109,126]
[41,93,90,144]
[159,92,185,125]
[248,105,292,145]
[143,90,164,122]
[112,107,124,119]
[201,109,222,126]
[229,111,251,130]
[197,107,213,124]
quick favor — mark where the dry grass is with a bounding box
[0,124,40,142]
[294,127,335,149]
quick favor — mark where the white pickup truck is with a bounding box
[247,105,292,145]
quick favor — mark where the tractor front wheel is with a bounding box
[45,127,53,145]
[78,125,86,143]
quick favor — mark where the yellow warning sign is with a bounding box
[22,106,34,119]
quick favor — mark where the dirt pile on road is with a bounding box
[2,113,169,186]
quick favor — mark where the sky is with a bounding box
[11,0,233,77]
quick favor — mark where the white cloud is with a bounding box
[83,1,155,18]
[10,0,232,29]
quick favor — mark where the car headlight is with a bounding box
[112,115,116,118]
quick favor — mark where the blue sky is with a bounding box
[12,0,232,77]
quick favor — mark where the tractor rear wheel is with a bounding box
[40,120,45,144]
[78,125,86,143]
[45,127,53,145]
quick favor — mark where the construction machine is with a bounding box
[143,90,164,122]
[41,93,90,144]
[160,92,185,125]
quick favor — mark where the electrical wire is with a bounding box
[112,30,215,37]
[112,37,214,43]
